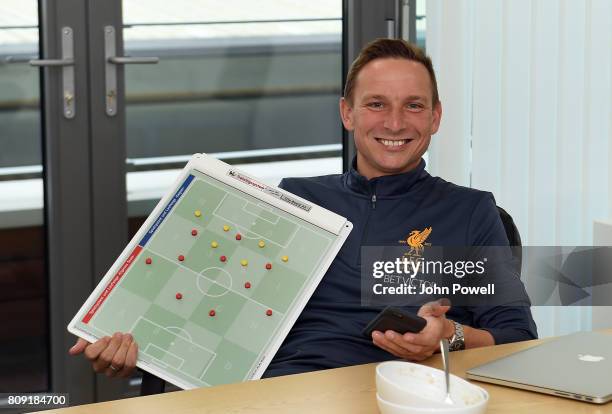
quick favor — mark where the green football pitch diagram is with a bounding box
[69,165,346,389]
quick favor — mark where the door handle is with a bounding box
[29,58,75,66]
[104,25,159,116]
[107,56,159,65]
[29,27,76,119]
[3,56,38,64]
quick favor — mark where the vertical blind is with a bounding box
[425,0,612,336]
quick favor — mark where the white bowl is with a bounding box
[376,361,488,412]
[377,393,488,414]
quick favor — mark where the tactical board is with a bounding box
[68,153,352,389]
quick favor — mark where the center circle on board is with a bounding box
[197,267,232,297]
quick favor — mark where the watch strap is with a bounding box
[448,320,465,351]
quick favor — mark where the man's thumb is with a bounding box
[419,299,451,317]
[430,302,451,317]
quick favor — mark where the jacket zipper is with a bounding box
[357,183,377,266]
[363,182,377,240]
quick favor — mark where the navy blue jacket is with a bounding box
[263,159,537,378]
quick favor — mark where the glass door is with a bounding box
[0,0,98,407]
[2,0,418,405]
[2,0,346,405]
[78,0,345,399]
[0,0,48,394]
[120,0,344,229]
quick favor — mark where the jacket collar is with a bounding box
[345,157,429,197]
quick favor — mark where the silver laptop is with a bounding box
[466,331,612,404]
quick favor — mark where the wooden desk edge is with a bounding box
[40,329,612,414]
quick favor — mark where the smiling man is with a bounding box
[70,39,537,384]
[340,53,441,179]
[263,39,537,376]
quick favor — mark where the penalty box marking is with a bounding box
[90,322,211,385]
[160,175,330,254]
[144,343,185,370]
[144,247,285,316]
[148,356,212,388]
[201,178,335,243]
[166,326,194,342]
[211,192,292,246]
[242,202,280,225]
[255,202,280,223]
[205,178,306,248]
[143,174,329,261]
[213,199,299,249]
[130,316,218,381]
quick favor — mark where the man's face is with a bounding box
[340,58,442,179]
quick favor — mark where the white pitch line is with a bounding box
[203,177,299,225]
[91,196,325,346]
[227,222,292,247]
[240,239,338,378]
[213,210,290,249]
[201,177,333,248]
[205,182,296,247]
[233,226,261,240]
[136,316,218,356]
[148,360,213,388]
[123,318,214,387]
[128,316,142,335]
[145,247,285,316]
[211,191,229,218]
[255,201,280,216]
[90,171,336,388]
[282,224,300,249]
[148,357,169,369]
[209,191,279,242]
[143,343,186,370]
[145,174,332,255]
[232,217,300,252]
[90,325,113,338]
[242,202,280,225]
[134,174,332,317]
[137,317,220,386]
[144,178,198,247]
[196,266,232,298]
[146,177,288,251]
[198,353,217,381]
[89,277,139,328]
[166,326,194,343]
[199,175,325,232]
[213,202,289,247]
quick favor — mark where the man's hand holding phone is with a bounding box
[370,301,454,361]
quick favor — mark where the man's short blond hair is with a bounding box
[344,38,439,106]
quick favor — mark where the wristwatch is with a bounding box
[447,320,465,351]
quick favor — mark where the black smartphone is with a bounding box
[362,306,427,338]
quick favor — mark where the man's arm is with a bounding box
[461,323,495,348]
[470,304,538,344]
[371,301,495,361]
[372,193,537,359]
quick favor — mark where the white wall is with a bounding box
[426,0,612,336]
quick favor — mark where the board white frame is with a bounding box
[68,153,353,389]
